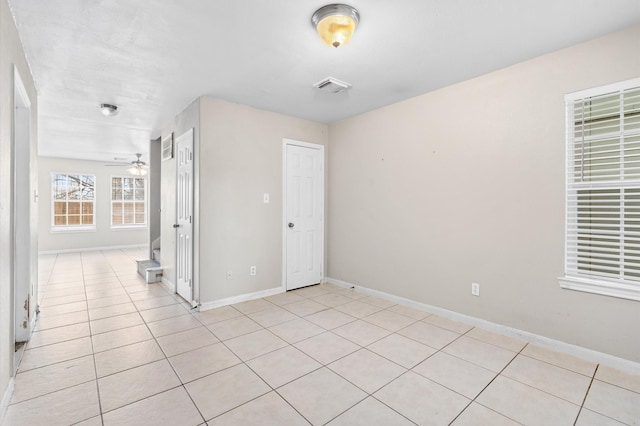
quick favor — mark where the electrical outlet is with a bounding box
[263,193,270,203]
[250,266,256,276]
[227,270,233,280]
[471,282,480,296]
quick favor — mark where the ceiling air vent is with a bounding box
[313,77,352,94]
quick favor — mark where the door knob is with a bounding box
[173,224,180,228]
[288,222,294,228]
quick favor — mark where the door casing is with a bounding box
[13,66,35,347]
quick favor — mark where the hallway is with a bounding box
[2,249,639,425]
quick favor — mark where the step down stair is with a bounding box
[137,259,162,283]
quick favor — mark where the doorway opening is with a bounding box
[12,66,35,371]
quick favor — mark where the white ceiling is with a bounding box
[9,0,640,162]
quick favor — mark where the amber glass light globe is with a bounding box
[316,14,357,48]
[312,4,360,48]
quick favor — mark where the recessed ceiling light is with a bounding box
[100,103,118,116]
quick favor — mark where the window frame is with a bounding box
[50,172,97,233]
[560,77,640,302]
[110,175,148,229]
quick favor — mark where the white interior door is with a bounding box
[175,129,194,304]
[14,67,34,344]
[285,141,324,290]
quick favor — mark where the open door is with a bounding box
[175,129,194,304]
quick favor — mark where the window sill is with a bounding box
[50,226,96,234]
[110,225,147,231]
[558,276,639,302]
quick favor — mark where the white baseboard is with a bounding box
[198,287,284,312]
[325,277,355,290]
[0,378,15,424]
[38,244,147,255]
[325,277,640,374]
[161,277,176,293]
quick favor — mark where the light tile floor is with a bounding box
[3,249,640,425]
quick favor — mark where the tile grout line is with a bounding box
[10,254,93,410]
[220,300,342,422]
[572,364,598,426]
[23,265,639,425]
[200,288,415,424]
[98,254,207,425]
[204,299,316,422]
[287,287,422,425]
[77,249,153,422]
[175,289,363,423]
[445,338,528,425]
[13,277,481,422]
[84,250,111,426]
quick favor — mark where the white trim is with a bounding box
[198,287,283,312]
[13,65,30,108]
[13,65,33,344]
[38,244,146,255]
[282,139,325,292]
[559,276,640,302]
[325,277,640,374]
[161,277,176,293]
[110,225,147,231]
[281,143,287,292]
[50,172,96,229]
[109,175,148,227]
[0,378,15,425]
[565,77,640,101]
[562,78,640,301]
[29,314,38,334]
[324,277,356,289]
[50,226,96,234]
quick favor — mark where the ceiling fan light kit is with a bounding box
[312,4,360,48]
[128,166,147,176]
[105,153,148,175]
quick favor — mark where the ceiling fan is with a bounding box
[105,153,148,176]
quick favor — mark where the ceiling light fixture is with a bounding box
[100,103,118,116]
[128,166,147,176]
[311,4,360,48]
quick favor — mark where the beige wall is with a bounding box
[0,0,38,410]
[198,97,328,303]
[37,157,148,252]
[327,25,640,362]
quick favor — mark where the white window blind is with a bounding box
[562,78,640,301]
[111,176,146,226]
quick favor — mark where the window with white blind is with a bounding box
[561,78,640,301]
[111,176,147,227]
[51,173,96,231]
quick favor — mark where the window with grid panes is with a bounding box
[111,176,146,226]
[561,78,640,301]
[51,173,96,230]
